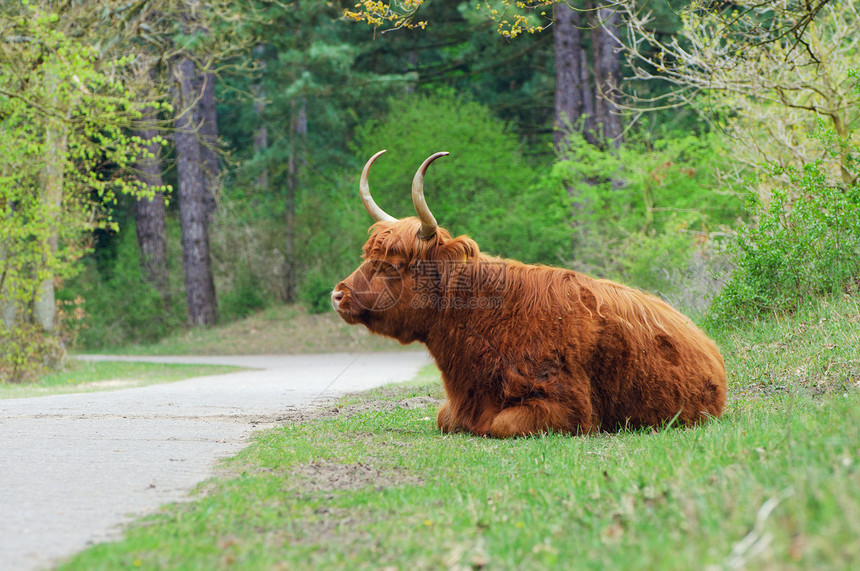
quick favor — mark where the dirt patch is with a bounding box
[286,461,423,494]
[397,395,444,409]
[277,395,444,426]
[330,395,443,418]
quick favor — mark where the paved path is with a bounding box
[0,351,431,571]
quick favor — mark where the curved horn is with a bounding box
[360,150,397,222]
[412,151,448,240]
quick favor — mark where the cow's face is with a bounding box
[332,258,404,322]
[332,215,484,343]
[332,218,439,343]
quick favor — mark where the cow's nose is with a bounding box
[331,289,345,309]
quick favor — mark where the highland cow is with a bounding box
[331,150,727,438]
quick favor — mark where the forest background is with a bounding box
[1,0,858,381]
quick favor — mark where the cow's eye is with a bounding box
[384,264,402,277]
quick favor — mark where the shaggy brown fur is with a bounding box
[333,218,727,437]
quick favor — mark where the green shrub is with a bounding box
[0,321,65,383]
[219,264,269,321]
[300,267,337,315]
[555,130,743,305]
[59,225,186,349]
[709,159,860,322]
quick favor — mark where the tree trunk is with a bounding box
[1,230,15,329]
[252,45,269,192]
[405,51,418,95]
[590,3,623,147]
[34,120,68,333]
[193,68,220,221]
[283,166,296,303]
[580,43,596,143]
[284,99,306,303]
[1,159,17,328]
[553,1,587,153]
[133,107,170,309]
[173,56,218,327]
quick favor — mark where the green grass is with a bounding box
[57,296,860,570]
[710,294,860,399]
[0,360,243,399]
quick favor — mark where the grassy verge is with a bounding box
[94,304,405,356]
[0,360,243,399]
[58,296,860,570]
[710,294,860,399]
